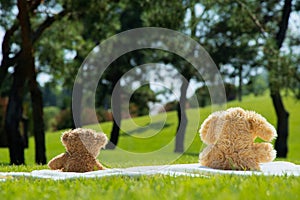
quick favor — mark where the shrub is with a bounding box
[96,107,113,122]
[43,106,60,131]
[52,108,73,131]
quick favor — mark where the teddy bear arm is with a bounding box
[248,112,277,142]
[253,143,276,163]
[200,116,219,144]
[95,160,106,170]
[48,153,68,170]
[254,123,277,142]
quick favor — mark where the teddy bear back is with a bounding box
[200,108,253,144]
[221,108,254,145]
[61,128,108,157]
[199,107,277,170]
[201,111,253,156]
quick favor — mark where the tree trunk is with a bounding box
[175,77,189,153]
[107,81,121,149]
[5,65,26,165]
[0,23,19,90]
[4,0,32,165]
[6,0,47,165]
[271,90,289,157]
[271,0,292,158]
[29,77,46,164]
[238,65,242,101]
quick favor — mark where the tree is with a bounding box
[35,1,121,130]
[0,0,68,164]
[142,0,188,152]
[198,1,259,102]
[102,0,146,149]
[129,84,157,117]
[266,0,292,157]
[235,0,296,157]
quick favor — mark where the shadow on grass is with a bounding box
[0,162,10,166]
[121,122,172,136]
[182,152,199,157]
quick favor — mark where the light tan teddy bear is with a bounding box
[48,128,108,172]
[199,107,277,170]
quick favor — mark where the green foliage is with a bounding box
[34,0,121,90]
[164,101,178,112]
[52,108,73,131]
[129,84,157,117]
[192,83,237,108]
[244,73,268,96]
[198,0,299,100]
[43,106,60,131]
[142,0,186,29]
[96,107,113,122]
[41,83,57,107]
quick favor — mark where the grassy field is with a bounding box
[0,93,300,199]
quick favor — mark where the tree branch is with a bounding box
[29,0,43,13]
[0,22,19,90]
[0,6,68,90]
[32,10,68,43]
[235,0,267,38]
[276,0,292,48]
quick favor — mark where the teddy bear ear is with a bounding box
[96,132,108,147]
[246,111,277,142]
[225,107,246,119]
[199,111,224,144]
[61,130,72,142]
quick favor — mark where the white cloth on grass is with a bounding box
[0,161,300,181]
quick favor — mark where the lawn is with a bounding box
[0,93,300,199]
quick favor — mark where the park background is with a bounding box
[0,0,300,199]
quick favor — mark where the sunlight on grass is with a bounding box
[0,94,300,199]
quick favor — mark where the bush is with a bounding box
[163,101,178,112]
[52,108,73,131]
[81,108,99,126]
[43,106,60,131]
[51,107,114,130]
[96,107,113,122]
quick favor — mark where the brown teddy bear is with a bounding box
[48,128,108,172]
[199,107,277,171]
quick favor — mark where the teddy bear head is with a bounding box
[200,107,277,145]
[61,128,108,157]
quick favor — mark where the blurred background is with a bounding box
[0,0,299,166]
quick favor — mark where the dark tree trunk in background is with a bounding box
[271,0,292,158]
[174,3,196,153]
[175,77,189,153]
[271,91,289,157]
[107,81,121,149]
[5,65,26,165]
[4,0,32,165]
[0,24,19,89]
[1,0,66,164]
[29,78,46,164]
[238,65,242,102]
[5,0,47,165]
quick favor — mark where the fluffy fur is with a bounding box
[48,128,108,172]
[199,107,277,171]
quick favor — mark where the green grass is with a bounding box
[1,93,300,199]
[1,175,299,200]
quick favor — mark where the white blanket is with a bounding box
[1,161,300,181]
